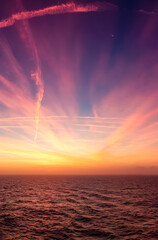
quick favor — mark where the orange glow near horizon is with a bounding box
[0,1,158,175]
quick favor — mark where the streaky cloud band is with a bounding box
[0,2,117,29]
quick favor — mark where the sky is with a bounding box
[0,0,158,175]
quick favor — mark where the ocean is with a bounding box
[0,175,157,239]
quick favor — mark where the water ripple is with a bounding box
[0,175,157,239]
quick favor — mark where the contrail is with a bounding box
[31,67,44,142]
[14,9,44,141]
[0,2,117,29]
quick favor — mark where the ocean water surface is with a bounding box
[0,175,157,239]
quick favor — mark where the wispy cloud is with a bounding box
[138,9,155,15]
[0,2,117,29]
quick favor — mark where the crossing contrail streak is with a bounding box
[0,2,117,29]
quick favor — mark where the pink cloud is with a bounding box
[0,2,117,29]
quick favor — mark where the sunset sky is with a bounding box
[0,0,158,175]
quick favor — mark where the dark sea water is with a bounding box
[0,175,157,240]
